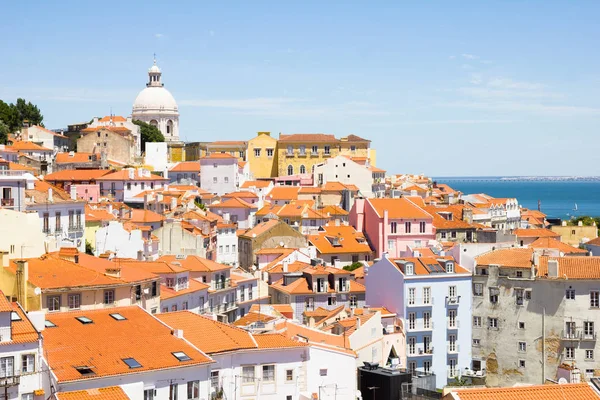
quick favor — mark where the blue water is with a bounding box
[434,178,600,218]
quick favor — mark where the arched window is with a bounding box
[150,120,158,127]
[287,165,294,175]
[300,165,306,174]
[167,120,173,135]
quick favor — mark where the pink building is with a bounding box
[350,198,436,258]
[73,184,101,202]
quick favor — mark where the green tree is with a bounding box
[343,262,363,272]
[0,100,19,132]
[133,119,165,152]
[0,120,8,145]
[85,240,95,256]
[13,98,44,127]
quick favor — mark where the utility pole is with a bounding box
[542,307,546,384]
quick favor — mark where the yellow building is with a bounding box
[185,141,247,162]
[247,132,279,179]
[277,133,373,177]
[551,223,598,246]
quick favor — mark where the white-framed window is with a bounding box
[448,310,456,328]
[21,354,35,373]
[224,177,229,183]
[213,177,217,183]
[423,287,431,304]
[449,286,456,297]
[584,321,595,339]
[311,145,318,154]
[519,321,526,329]
[390,222,397,233]
[388,239,394,249]
[518,341,527,352]
[419,221,426,233]
[287,165,293,175]
[242,366,255,383]
[300,165,306,174]
[187,381,200,400]
[47,295,60,312]
[473,316,482,327]
[254,148,261,157]
[266,148,274,157]
[586,350,594,360]
[299,145,306,155]
[405,222,411,233]
[286,369,294,382]
[519,359,526,368]
[408,312,415,330]
[488,317,498,329]
[408,288,416,305]
[0,356,14,378]
[440,231,447,239]
[473,338,480,346]
[591,291,599,308]
[408,337,416,355]
[473,283,483,296]
[423,361,431,373]
[566,288,575,299]
[515,288,524,305]
[565,347,575,359]
[586,369,595,378]
[22,394,34,400]
[68,293,81,309]
[104,289,115,304]
[423,312,431,329]
[324,145,330,155]
[448,334,457,352]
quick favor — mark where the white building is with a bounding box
[0,170,32,212]
[366,254,473,389]
[132,59,180,142]
[95,168,168,203]
[144,142,169,172]
[0,294,44,400]
[216,222,238,266]
[0,209,47,262]
[313,155,375,197]
[21,125,69,151]
[95,220,158,260]
[42,306,213,400]
[199,153,238,196]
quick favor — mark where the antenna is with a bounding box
[153,53,157,64]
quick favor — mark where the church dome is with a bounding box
[133,86,178,112]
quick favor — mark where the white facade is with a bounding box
[95,221,151,260]
[145,142,169,172]
[199,157,238,196]
[26,199,86,253]
[98,169,167,203]
[303,346,358,400]
[365,255,473,388]
[0,170,31,212]
[216,225,238,266]
[22,125,69,151]
[0,209,46,262]
[132,60,180,142]
[313,156,374,197]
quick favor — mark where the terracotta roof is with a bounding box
[368,198,432,220]
[239,219,282,238]
[125,209,165,223]
[7,161,37,172]
[0,303,39,345]
[529,237,587,254]
[344,134,370,143]
[412,247,436,257]
[96,169,168,181]
[169,162,200,172]
[390,256,469,275]
[233,312,276,327]
[321,181,360,192]
[158,255,231,272]
[275,320,356,355]
[514,228,560,238]
[55,152,100,164]
[538,256,600,280]
[45,169,112,182]
[43,307,213,383]
[209,197,257,209]
[298,186,322,195]
[405,196,426,208]
[85,205,116,222]
[279,133,339,143]
[319,205,349,216]
[26,180,82,204]
[8,141,52,152]
[271,276,365,295]
[585,237,600,246]
[0,291,12,312]
[115,259,188,274]
[475,248,534,268]
[423,205,476,230]
[253,333,307,349]
[449,383,600,400]
[267,186,300,201]
[240,180,272,189]
[222,191,259,200]
[99,116,127,122]
[308,225,372,255]
[56,387,131,400]
[160,278,210,300]
[209,141,247,146]
[80,126,131,134]
[199,153,237,160]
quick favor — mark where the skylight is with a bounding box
[109,313,127,321]
[172,351,192,362]
[45,320,56,328]
[75,366,95,376]
[122,358,142,369]
[10,311,21,321]
[76,316,93,324]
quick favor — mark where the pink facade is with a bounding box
[73,184,101,202]
[350,198,436,258]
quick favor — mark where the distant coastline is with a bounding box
[434,176,600,182]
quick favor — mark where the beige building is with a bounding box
[77,126,136,165]
[247,132,278,179]
[551,222,598,246]
[185,141,247,162]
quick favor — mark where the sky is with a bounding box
[1,1,599,176]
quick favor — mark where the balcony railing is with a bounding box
[408,347,434,357]
[463,368,486,378]
[581,331,597,341]
[406,297,434,307]
[447,344,460,353]
[0,375,20,388]
[68,225,84,233]
[0,170,26,177]
[448,320,459,329]
[213,279,231,291]
[407,321,434,332]
[561,330,580,340]
[1,198,15,207]
[446,296,460,305]
[447,369,459,379]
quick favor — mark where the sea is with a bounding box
[434,177,600,219]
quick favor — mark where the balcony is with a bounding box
[68,225,84,233]
[406,297,434,307]
[1,198,15,207]
[446,296,460,305]
[581,331,597,341]
[0,170,26,178]
[447,369,459,379]
[447,320,460,330]
[463,368,487,378]
[409,347,434,357]
[310,151,319,157]
[0,375,20,388]
[561,330,580,340]
[322,151,331,157]
[297,151,307,158]
[213,278,231,291]
[407,321,434,332]
[447,344,460,354]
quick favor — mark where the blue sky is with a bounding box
[1,1,599,176]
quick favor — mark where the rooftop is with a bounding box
[368,198,433,220]
[447,383,600,400]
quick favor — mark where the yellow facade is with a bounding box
[185,141,247,162]
[247,132,279,179]
[551,225,598,246]
[168,142,185,162]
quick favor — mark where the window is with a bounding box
[299,165,306,174]
[516,270,523,278]
[328,296,337,306]
[287,165,293,175]
[170,384,178,400]
[449,334,457,352]
[525,290,532,300]
[172,305,177,312]
[419,221,426,233]
[305,297,314,310]
[390,222,397,233]
[566,288,575,299]
[213,177,217,183]
[350,295,357,307]
[489,287,499,304]
[242,366,255,383]
[262,365,275,381]
[451,231,457,238]
[152,281,158,297]
[408,288,416,305]
[473,338,480,346]
[68,294,81,309]
[591,291,599,308]
[21,354,34,373]
[187,381,199,400]
[122,358,142,369]
[519,360,526,368]
[319,368,328,376]
[55,211,61,231]
[448,310,456,328]
[584,321,595,339]
[109,313,126,321]
[473,316,482,327]
[408,312,415,329]
[311,145,318,154]
[518,341,527,352]
[405,222,411,233]
[586,350,594,360]
[173,351,191,361]
[473,283,483,296]
[440,231,447,239]
[423,287,431,304]
[519,321,526,329]
[224,177,229,183]
[408,337,416,355]
[565,347,575,359]
[488,317,498,329]
[515,289,524,305]
[182,301,188,310]
[324,145,330,155]
[286,369,294,381]
[423,312,431,329]
[104,290,114,305]
[47,295,60,312]
[254,148,261,157]
[387,239,394,249]
[0,357,13,378]
[587,369,595,379]
[299,145,306,155]
[408,361,416,374]
[266,148,273,157]
[449,286,456,297]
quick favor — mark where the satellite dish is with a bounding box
[34,287,41,295]
[558,377,568,384]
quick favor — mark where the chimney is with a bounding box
[58,247,79,263]
[170,197,177,210]
[283,261,289,273]
[462,208,473,224]
[48,188,53,203]
[0,252,8,268]
[70,186,77,200]
[104,267,122,278]
[128,168,135,180]
[356,317,361,329]
[335,219,340,226]
[164,168,169,180]
[548,259,559,278]
[15,260,29,310]
[173,329,184,339]
[107,204,113,214]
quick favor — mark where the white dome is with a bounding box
[132,87,178,112]
[149,64,161,73]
